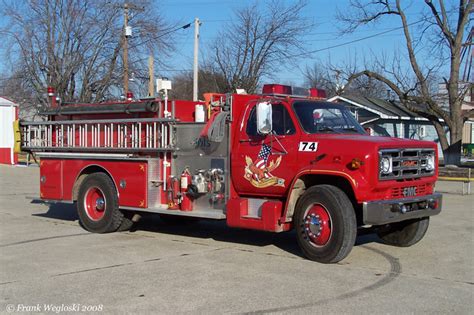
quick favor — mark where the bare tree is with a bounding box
[0,71,40,120]
[304,60,389,98]
[211,0,311,94]
[1,0,175,108]
[304,63,340,96]
[339,0,473,165]
[170,67,228,100]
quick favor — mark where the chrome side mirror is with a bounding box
[256,101,272,135]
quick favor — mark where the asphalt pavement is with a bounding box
[0,164,472,314]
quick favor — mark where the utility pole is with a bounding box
[123,3,130,95]
[120,3,144,96]
[193,17,200,101]
[148,55,154,97]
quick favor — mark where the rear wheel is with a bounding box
[294,185,357,263]
[117,211,135,232]
[376,217,429,247]
[77,173,124,233]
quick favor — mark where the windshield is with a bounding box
[293,101,366,134]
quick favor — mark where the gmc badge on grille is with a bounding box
[402,160,417,167]
[403,186,417,197]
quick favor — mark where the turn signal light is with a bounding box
[428,199,438,209]
[350,158,363,170]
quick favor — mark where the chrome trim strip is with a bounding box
[20,118,177,125]
[28,197,74,204]
[121,205,226,219]
[34,152,148,160]
[363,193,442,206]
[24,147,174,153]
[362,193,442,225]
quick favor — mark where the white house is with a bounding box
[328,95,446,158]
[0,97,19,164]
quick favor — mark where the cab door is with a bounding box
[231,102,299,197]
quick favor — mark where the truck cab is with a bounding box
[20,83,442,263]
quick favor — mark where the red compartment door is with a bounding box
[40,159,63,200]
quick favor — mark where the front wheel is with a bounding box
[77,173,124,233]
[294,185,357,263]
[376,217,429,247]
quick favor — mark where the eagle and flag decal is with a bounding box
[244,144,285,188]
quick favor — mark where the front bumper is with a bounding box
[362,193,442,225]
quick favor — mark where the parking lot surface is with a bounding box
[0,165,473,314]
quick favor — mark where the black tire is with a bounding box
[117,211,135,232]
[294,185,357,263]
[77,173,124,233]
[376,217,429,247]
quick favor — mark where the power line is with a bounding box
[128,22,193,51]
[0,18,436,84]
[173,32,407,46]
[285,19,425,59]
[102,21,193,60]
[153,20,427,78]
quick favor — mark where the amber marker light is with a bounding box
[350,158,363,170]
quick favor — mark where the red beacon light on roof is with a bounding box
[262,84,326,99]
[309,88,326,99]
[46,86,58,108]
[262,84,292,95]
[47,86,55,97]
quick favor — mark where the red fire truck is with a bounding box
[19,83,442,263]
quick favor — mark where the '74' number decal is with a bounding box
[299,142,318,152]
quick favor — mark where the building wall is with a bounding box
[462,121,473,144]
[0,104,18,164]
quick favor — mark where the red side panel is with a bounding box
[0,148,12,164]
[40,159,149,208]
[13,106,18,164]
[40,159,63,200]
[226,198,291,232]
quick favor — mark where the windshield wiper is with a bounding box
[317,126,341,133]
[341,127,361,133]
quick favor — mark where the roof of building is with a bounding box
[0,97,18,107]
[328,94,426,120]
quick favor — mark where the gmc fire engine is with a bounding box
[18,82,442,263]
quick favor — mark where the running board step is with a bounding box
[121,205,226,219]
[242,215,261,219]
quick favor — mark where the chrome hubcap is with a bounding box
[96,198,105,210]
[306,214,323,236]
[302,204,332,246]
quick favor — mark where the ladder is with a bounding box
[20,118,176,153]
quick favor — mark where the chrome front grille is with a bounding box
[379,148,435,180]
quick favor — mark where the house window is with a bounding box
[418,126,427,138]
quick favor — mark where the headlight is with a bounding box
[426,154,435,171]
[380,157,392,174]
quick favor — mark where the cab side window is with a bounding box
[246,104,296,136]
